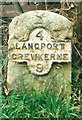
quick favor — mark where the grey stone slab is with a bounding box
[7,10,73,96]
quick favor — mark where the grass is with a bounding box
[1,88,81,119]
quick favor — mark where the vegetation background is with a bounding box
[0,0,82,119]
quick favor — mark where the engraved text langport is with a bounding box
[9,28,71,75]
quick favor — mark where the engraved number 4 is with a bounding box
[36,30,43,40]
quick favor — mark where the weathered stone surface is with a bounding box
[7,60,71,94]
[9,10,72,42]
[7,10,72,95]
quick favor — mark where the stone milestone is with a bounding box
[7,10,73,95]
